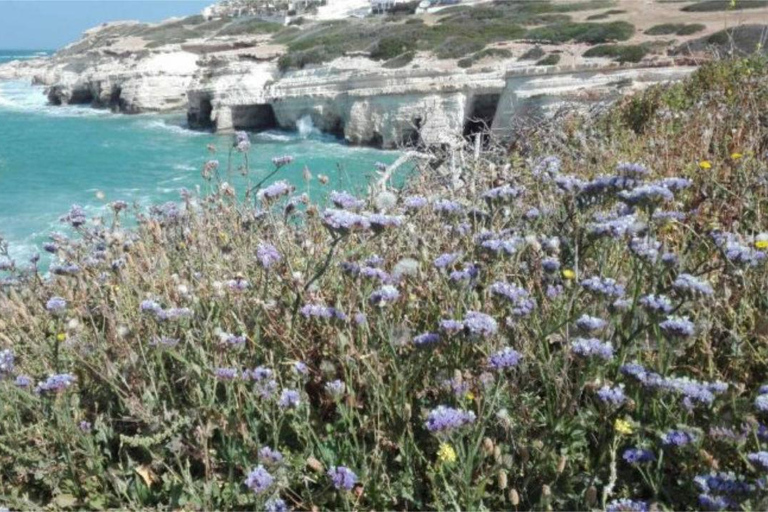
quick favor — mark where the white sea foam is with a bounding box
[137,119,205,137]
[256,131,295,142]
[0,80,110,117]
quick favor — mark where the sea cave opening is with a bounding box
[464,93,501,139]
[231,104,278,131]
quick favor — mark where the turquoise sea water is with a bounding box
[0,52,400,263]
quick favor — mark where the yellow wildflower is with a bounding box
[56,333,66,342]
[465,391,475,402]
[731,152,743,160]
[756,240,768,250]
[614,418,633,435]
[437,443,457,464]
[698,160,712,170]
[562,269,576,280]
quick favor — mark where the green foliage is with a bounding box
[536,53,561,66]
[526,21,635,44]
[382,51,416,68]
[518,45,546,60]
[3,56,768,511]
[216,16,284,36]
[586,9,627,20]
[681,0,768,11]
[583,43,649,63]
[646,23,705,36]
[457,48,513,68]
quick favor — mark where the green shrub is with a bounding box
[527,21,635,44]
[536,53,561,65]
[646,23,705,36]
[586,9,627,20]
[519,46,546,60]
[681,0,768,11]
[382,50,416,68]
[371,34,418,60]
[583,43,649,62]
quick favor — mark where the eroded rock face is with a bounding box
[0,19,698,149]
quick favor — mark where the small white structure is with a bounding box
[369,0,411,14]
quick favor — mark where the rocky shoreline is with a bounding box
[0,3,732,148]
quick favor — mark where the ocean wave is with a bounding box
[256,131,296,142]
[0,80,110,118]
[136,119,206,137]
[172,164,197,172]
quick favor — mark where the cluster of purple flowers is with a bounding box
[278,389,301,409]
[659,316,695,338]
[629,237,661,264]
[575,314,607,333]
[479,236,523,256]
[259,180,295,201]
[433,199,464,216]
[448,263,479,284]
[580,276,625,298]
[489,282,536,317]
[271,155,293,168]
[328,466,358,490]
[662,429,697,447]
[61,204,87,228]
[140,300,193,322]
[325,379,345,399]
[425,405,476,433]
[605,498,649,512]
[588,214,643,239]
[256,242,281,269]
[244,465,273,494]
[481,184,525,203]
[413,332,441,346]
[35,373,76,394]
[673,273,714,297]
[330,190,365,210]
[639,294,673,314]
[618,184,674,206]
[300,304,347,321]
[321,209,370,235]
[0,349,14,377]
[368,213,404,233]
[404,195,428,211]
[440,311,498,339]
[596,385,626,406]
[259,446,284,465]
[234,131,251,152]
[621,363,729,409]
[369,285,400,306]
[571,338,614,360]
[434,252,461,269]
[487,347,522,370]
[622,447,656,464]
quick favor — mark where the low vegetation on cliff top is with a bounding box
[1,56,768,510]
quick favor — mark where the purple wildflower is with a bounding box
[271,155,293,168]
[79,421,92,433]
[463,311,498,338]
[278,389,301,409]
[15,375,32,388]
[622,448,656,464]
[434,252,461,269]
[433,199,463,216]
[35,373,76,394]
[404,195,428,211]
[300,304,347,321]
[580,276,625,298]
[328,466,358,490]
[325,379,345,399]
[640,294,673,314]
[259,446,284,465]
[244,465,274,494]
[673,273,714,297]
[226,278,250,292]
[606,498,649,512]
[369,285,400,306]
[258,180,294,201]
[662,430,697,447]
[215,368,239,381]
[748,452,768,470]
[616,162,650,178]
[482,184,525,203]
[597,385,626,406]
[413,332,440,346]
[265,498,288,512]
[618,184,674,206]
[330,190,364,211]
[571,338,613,360]
[575,314,607,333]
[321,209,370,235]
[659,316,695,338]
[755,395,768,412]
[488,347,522,370]
[256,242,281,268]
[150,336,180,348]
[368,213,404,233]
[425,405,476,433]
[0,349,14,376]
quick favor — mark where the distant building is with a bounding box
[369,0,411,14]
